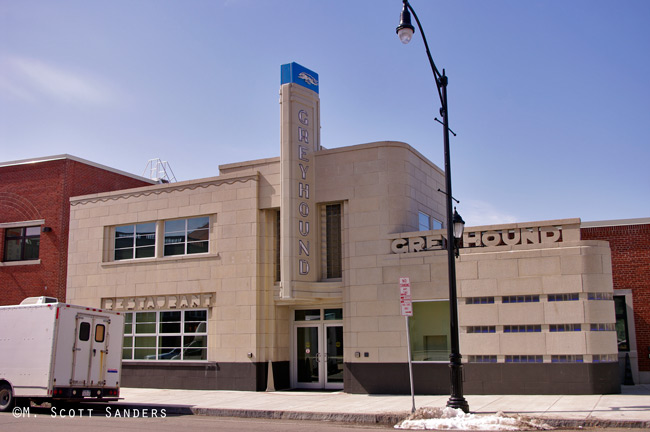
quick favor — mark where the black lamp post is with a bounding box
[397,0,469,413]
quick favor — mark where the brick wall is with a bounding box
[581,223,650,372]
[0,158,151,305]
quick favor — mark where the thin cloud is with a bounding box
[460,199,519,228]
[1,57,116,106]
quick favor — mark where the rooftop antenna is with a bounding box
[143,158,177,183]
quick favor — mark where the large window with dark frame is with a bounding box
[409,300,450,362]
[325,204,342,279]
[3,226,40,261]
[164,216,209,256]
[418,211,443,231]
[114,223,156,261]
[122,309,208,361]
[275,210,281,282]
[614,295,630,352]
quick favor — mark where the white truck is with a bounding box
[0,297,124,412]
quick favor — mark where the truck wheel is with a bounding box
[0,384,14,412]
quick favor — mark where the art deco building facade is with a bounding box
[65,64,620,394]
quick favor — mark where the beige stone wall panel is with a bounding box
[498,303,545,325]
[546,332,586,354]
[584,300,616,323]
[461,334,500,355]
[500,333,546,355]
[544,301,585,324]
[458,304,499,326]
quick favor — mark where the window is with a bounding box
[502,295,539,303]
[325,204,342,279]
[593,354,617,363]
[324,308,343,320]
[3,226,40,261]
[551,355,583,363]
[295,309,321,321]
[504,325,541,333]
[418,211,442,231]
[122,310,208,361]
[468,355,497,363]
[590,323,615,332]
[115,223,156,260]
[275,210,281,282]
[465,297,494,305]
[614,296,630,351]
[79,322,91,341]
[588,292,613,301]
[294,308,343,322]
[505,355,542,363]
[548,293,579,302]
[550,324,581,332]
[409,301,450,361]
[95,324,106,343]
[164,217,209,256]
[467,326,496,334]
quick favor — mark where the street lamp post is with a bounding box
[396,0,469,413]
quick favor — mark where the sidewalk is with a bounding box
[117,384,650,428]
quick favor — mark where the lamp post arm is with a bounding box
[404,0,445,110]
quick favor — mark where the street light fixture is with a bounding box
[453,208,465,258]
[396,0,469,413]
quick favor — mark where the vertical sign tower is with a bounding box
[279,63,321,298]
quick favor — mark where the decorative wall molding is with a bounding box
[71,174,258,206]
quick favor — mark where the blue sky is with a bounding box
[1,0,649,226]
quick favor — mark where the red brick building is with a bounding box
[582,218,650,384]
[0,155,154,306]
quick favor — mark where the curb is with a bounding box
[540,417,650,430]
[166,405,407,425]
[113,402,650,428]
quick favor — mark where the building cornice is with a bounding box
[70,173,258,206]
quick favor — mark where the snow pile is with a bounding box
[395,407,553,431]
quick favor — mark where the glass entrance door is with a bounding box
[296,326,320,386]
[324,324,344,387]
[293,308,343,389]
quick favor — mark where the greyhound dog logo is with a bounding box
[298,72,318,87]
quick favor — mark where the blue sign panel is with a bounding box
[281,62,319,94]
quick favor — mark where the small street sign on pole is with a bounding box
[400,277,416,413]
[400,277,413,317]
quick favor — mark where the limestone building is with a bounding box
[66,63,619,394]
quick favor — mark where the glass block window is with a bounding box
[502,295,540,303]
[164,216,209,256]
[548,293,579,302]
[465,297,495,305]
[551,355,584,363]
[588,292,613,301]
[590,323,615,332]
[114,223,156,260]
[3,226,40,261]
[467,326,496,334]
[593,354,618,363]
[505,355,543,363]
[504,325,542,333]
[468,355,497,363]
[550,324,582,332]
[122,310,207,361]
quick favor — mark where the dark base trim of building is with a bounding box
[122,361,290,391]
[344,362,621,395]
